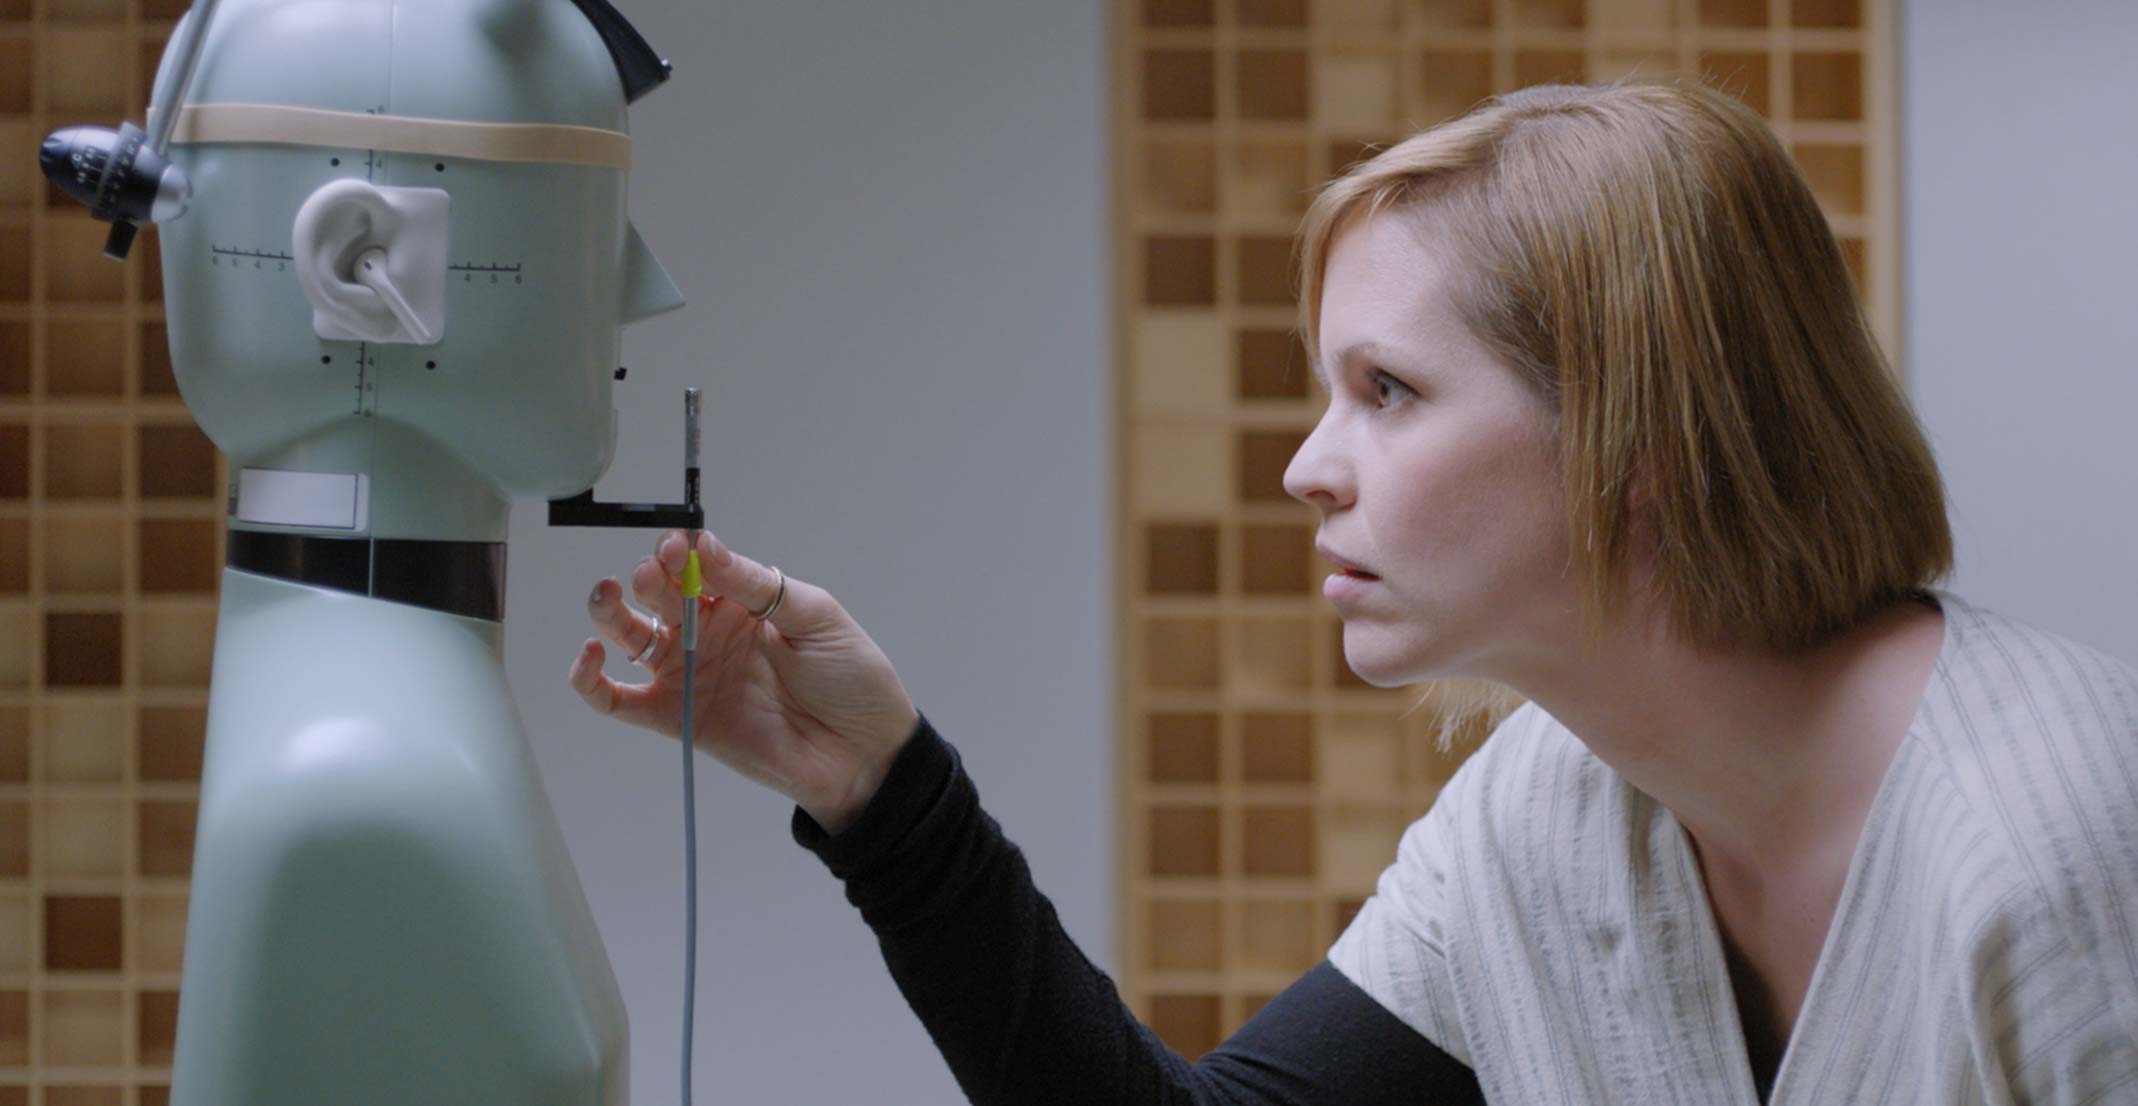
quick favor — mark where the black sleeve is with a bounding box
[793,711,1485,1106]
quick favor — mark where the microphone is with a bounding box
[39,122,192,261]
[37,0,221,260]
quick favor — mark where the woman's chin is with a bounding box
[1338,626,1437,688]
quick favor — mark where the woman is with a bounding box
[568,81,2138,1104]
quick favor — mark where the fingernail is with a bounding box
[589,581,604,605]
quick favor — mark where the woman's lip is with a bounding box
[1324,572,1379,601]
[1316,545,1378,577]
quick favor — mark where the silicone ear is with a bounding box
[619,219,685,324]
[291,179,449,344]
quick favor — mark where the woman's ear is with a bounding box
[1625,468,1653,515]
[1618,463,1668,605]
[291,179,449,344]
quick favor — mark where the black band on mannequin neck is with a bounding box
[227,530,507,622]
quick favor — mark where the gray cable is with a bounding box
[680,578,698,1106]
[680,390,703,1106]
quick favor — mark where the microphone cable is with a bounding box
[678,540,703,1106]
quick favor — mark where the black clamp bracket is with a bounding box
[549,388,703,531]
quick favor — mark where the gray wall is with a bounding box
[1904,0,2138,665]
[503,3,1110,1103]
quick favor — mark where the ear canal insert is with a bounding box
[352,247,434,345]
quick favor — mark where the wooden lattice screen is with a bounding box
[4,0,223,1102]
[1110,0,1895,1056]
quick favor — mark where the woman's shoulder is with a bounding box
[1431,700,1589,814]
[1932,591,2138,727]
[1421,700,1640,866]
[1922,592,2138,798]
[1912,593,2138,993]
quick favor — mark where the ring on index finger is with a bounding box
[631,614,664,668]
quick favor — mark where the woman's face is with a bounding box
[1284,210,1579,687]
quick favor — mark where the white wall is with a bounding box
[502,3,1110,1102]
[1903,0,2138,666]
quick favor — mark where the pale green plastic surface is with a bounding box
[177,568,629,1106]
[156,0,684,543]
[149,2,686,1102]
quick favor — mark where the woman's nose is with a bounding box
[1283,419,1352,509]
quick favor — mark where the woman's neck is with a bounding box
[1511,595,1945,879]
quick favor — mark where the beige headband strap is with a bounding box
[170,103,632,169]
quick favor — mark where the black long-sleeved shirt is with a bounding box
[792,711,1486,1104]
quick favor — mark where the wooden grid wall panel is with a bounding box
[1112,0,1894,1056]
[3,0,223,1103]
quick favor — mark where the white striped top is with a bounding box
[1328,592,2138,1105]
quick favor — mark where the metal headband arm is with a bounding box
[566,0,673,104]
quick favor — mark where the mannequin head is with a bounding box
[153,0,682,535]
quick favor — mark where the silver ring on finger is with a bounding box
[631,615,664,668]
[750,567,785,622]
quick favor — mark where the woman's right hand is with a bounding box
[568,530,920,835]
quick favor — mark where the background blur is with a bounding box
[0,0,2132,1103]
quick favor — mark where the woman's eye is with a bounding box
[1371,371,1415,408]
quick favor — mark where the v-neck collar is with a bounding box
[1656,593,1961,1106]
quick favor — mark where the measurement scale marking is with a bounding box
[211,245,295,260]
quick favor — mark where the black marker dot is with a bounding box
[426,361,437,370]
[434,162,445,172]
[330,157,341,166]
[321,355,332,364]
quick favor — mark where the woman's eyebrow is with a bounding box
[1315,341,1400,389]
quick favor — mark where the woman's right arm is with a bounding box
[797,709,1486,1106]
[569,530,1482,1105]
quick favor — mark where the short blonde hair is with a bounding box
[1299,80,1952,667]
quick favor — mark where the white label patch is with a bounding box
[234,469,369,530]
